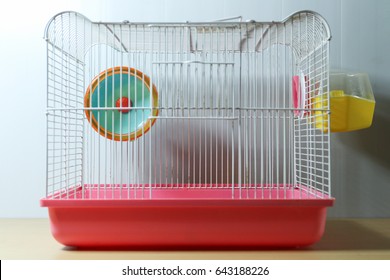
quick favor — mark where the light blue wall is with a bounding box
[0,0,389,217]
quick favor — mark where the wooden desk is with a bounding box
[1,219,390,259]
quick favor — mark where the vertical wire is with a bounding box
[297,14,303,199]
[65,14,73,197]
[253,24,258,198]
[326,40,331,198]
[209,28,213,186]
[202,28,207,186]
[111,27,116,197]
[59,14,65,198]
[118,26,123,198]
[237,24,242,198]
[293,16,299,198]
[129,24,134,196]
[159,26,164,187]
[222,37,227,188]
[157,27,162,188]
[208,28,213,186]
[321,21,330,198]
[45,33,50,198]
[164,27,168,186]
[248,24,253,196]
[98,24,104,197]
[293,16,299,199]
[282,21,287,199]
[231,26,235,198]
[221,27,227,186]
[88,20,93,198]
[290,18,296,197]
[127,23,132,198]
[149,25,154,197]
[66,14,71,198]
[111,33,116,198]
[193,27,198,187]
[131,25,136,194]
[72,13,77,198]
[267,24,272,198]
[174,29,178,186]
[47,18,55,198]
[288,25,294,195]
[80,16,86,199]
[180,27,186,187]
[135,25,140,196]
[244,23,250,195]
[309,14,315,197]
[318,22,324,198]
[248,24,253,195]
[307,13,314,197]
[198,27,203,185]
[271,25,276,197]
[141,24,146,197]
[215,27,220,186]
[275,24,280,199]
[170,28,174,187]
[305,14,311,196]
[77,18,83,195]
[174,27,179,186]
[186,27,191,186]
[260,24,265,199]
[97,23,101,199]
[112,29,117,195]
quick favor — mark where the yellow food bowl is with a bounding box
[313,72,375,133]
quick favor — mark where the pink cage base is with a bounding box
[41,184,334,248]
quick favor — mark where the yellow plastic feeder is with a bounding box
[314,72,375,133]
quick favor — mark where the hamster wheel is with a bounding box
[84,66,159,141]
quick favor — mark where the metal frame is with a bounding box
[45,11,331,200]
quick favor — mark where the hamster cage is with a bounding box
[41,10,334,248]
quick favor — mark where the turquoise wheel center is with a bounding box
[90,72,152,136]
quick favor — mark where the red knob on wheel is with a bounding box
[115,97,132,113]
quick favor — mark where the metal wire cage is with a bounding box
[41,11,334,248]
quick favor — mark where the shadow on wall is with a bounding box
[335,94,390,171]
[328,88,390,218]
[312,219,390,251]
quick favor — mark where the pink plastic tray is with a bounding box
[41,185,334,248]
